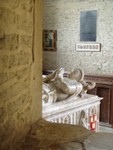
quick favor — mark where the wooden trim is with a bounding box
[84,74,113,85]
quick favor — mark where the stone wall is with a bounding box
[43,0,113,75]
[0,0,42,148]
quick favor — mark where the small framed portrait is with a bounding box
[43,30,57,51]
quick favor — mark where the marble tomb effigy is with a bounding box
[42,68,102,132]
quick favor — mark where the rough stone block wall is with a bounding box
[43,0,113,75]
[0,0,42,148]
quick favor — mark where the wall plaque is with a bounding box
[76,43,101,52]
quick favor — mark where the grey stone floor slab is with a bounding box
[83,132,113,150]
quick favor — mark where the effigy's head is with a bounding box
[68,68,84,82]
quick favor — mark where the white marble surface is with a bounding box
[43,94,102,132]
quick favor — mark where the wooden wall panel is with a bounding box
[97,87,110,123]
[110,89,113,126]
[85,74,113,127]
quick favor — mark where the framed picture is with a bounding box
[76,43,101,52]
[43,30,57,51]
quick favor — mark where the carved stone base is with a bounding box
[43,94,102,132]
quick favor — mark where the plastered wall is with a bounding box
[0,0,42,148]
[43,0,113,75]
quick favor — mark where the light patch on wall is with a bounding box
[80,10,97,42]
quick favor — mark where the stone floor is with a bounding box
[99,125,113,133]
[10,119,113,150]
